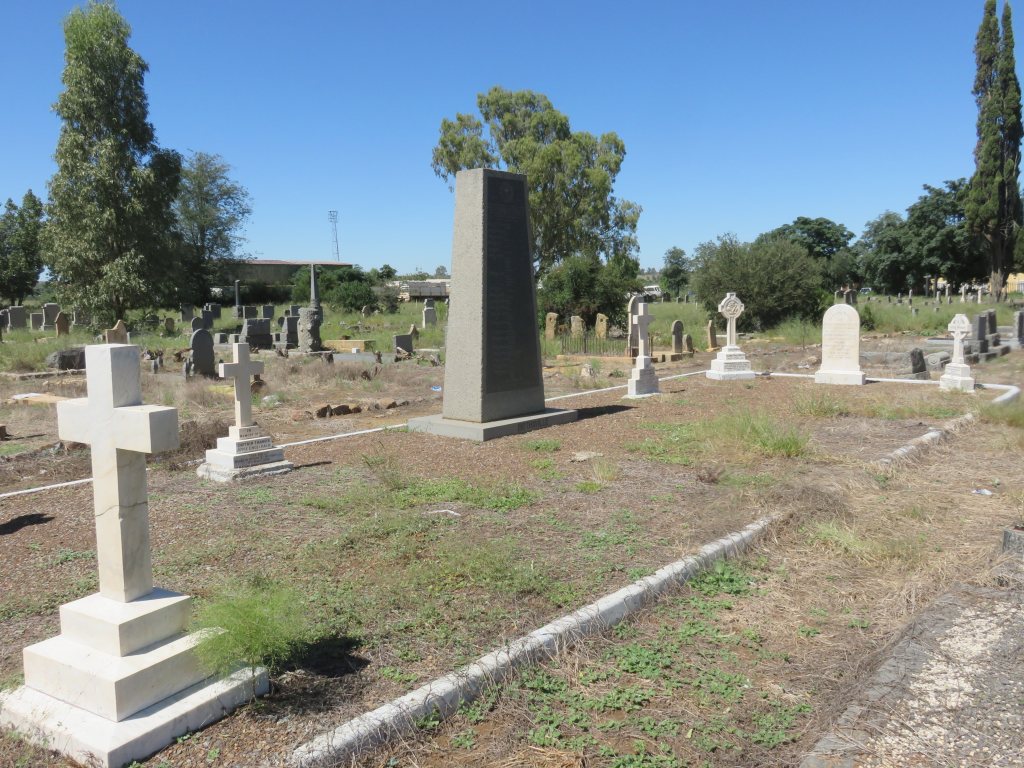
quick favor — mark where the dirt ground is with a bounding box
[0,338,1021,768]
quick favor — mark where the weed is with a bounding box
[691,668,749,704]
[450,729,476,749]
[797,626,821,638]
[848,617,871,629]
[576,480,603,494]
[459,687,499,724]
[592,458,619,483]
[48,548,95,567]
[361,441,407,491]
[794,391,850,418]
[691,560,752,597]
[523,438,561,453]
[414,708,442,731]
[378,666,418,684]
[585,685,654,713]
[749,702,812,747]
[393,477,535,512]
[236,486,275,504]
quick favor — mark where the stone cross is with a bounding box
[55,345,179,602]
[977,287,983,303]
[948,314,971,365]
[718,292,745,347]
[220,343,263,428]
[634,302,652,358]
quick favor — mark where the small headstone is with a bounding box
[163,317,175,334]
[671,320,684,354]
[239,318,273,350]
[706,320,718,351]
[31,312,43,331]
[45,347,86,370]
[189,328,216,376]
[627,296,642,356]
[41,302,60,331]
[974,314,990,353]
[987,309,997,335]
[243,305,258,319]
[545,312,558,340]
[233,280,241,316]
[204,303,222,319]
[6,306,26,329]
[570,315,585,337]
[361,305,373,318]
[595,313,609,339]
[940,314,975,392]
[179,304,194,322]
[422,304,437,327]
[105,319,129,344]
[190,317,203,332]
[394,333,414,356]
[682,333,694,353]
[54,312,70,337]
[908,348,927,377]
[815,304,865,385]
[201,309,214,330]
[1014,310,1024,345]
[627,302,659,396]
[261,305,274,320]
[296,307,322,353]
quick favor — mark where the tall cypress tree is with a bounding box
[45,1,181,322]
[967,0,1022,300]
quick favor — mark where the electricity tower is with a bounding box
[328,210,340,261]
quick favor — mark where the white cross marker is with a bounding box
[948,314,972,366]
[56,345,179,602]
[219,343,263,428]
[718,292,745,347]
[634,302,652,358]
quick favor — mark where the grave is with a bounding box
[179,305,194,322]
[274,315,299,349]
[105,320,129,345]
[201,309,214,330]
[31,312,43,330]
[190,317,203,332]
[545,312,558,340]
[261,305,275,320]
[815,304,865,385]
[163,318,175,334]
[204,303,222,319]
[706,320,719,352]
[6,306,26,329]
[296,307,322,353]
[706,293,754,381]
[394,333,414,356]
[54,311,70,338]
[310,264,322,322]
[189,328,216,376]
[197,343,293,482]
[41,302,60,331]
[1015,310,1024,345]
[423,298,437,327]
[242,305,258,319]
[0,344,263,767]
[669,319,686,361]
[570,315,585,337]
[232,280,242,317]
[408,168,576,441]
[939,314,975,393]
[626,302,659,397]
[627,296,642,357]
[595,313,609,339]
[683,333,695,353]
[239,318,273,350]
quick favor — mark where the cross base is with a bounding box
[706,346,754,380]
[627,357,660,397]
[196,424,293,483]
[939,364,975,393]
[0,668,266,768]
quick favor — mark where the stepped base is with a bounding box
[408,408,577,442]
[627,360,659,397]
[706,346,754,380]
[939,363,975,393]
[0,668,267,768]
[196,460,294,483]
[815,370,866,386]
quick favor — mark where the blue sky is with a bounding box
[0,0,1002,273]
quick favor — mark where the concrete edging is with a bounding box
[875,413,977,470]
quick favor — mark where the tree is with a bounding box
[966,0,1022,300]
[431,87,641,277]
[173,151,252,303]
[0,190,45,304]
[690,234,823,330]
[290,264,377,312]
[902,180,986,290]
[433,265,449,279]
[536,253,642,328]
[858,212,910,293]
[659,246,690,298]
[44,1,182,322]
[761,216,857,288]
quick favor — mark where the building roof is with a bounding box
[247,259,353,267]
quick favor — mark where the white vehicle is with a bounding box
[643,284,663,298]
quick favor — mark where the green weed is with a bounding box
[691,560,752,597]
[523,438,561,453]
[794,391,850,418]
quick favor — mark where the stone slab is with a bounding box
[215,435,274,454]
[814,370,866,386]
[59,589,191,657]
[0,668,267,768]
[407,408,577,442]
[706,346,754,380]
[195,460,294,483]
[203,446,286,469]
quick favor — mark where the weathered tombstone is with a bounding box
[815,304,865,385]
[595,313,609,339]
[671,320,684,354]
[911,307,919,316]
[908,348,927,377]
[296,306,322,353]
[179,304,194,322]
[961,284,968,303]
[407,168,576,440]
[974,314,990,353]
[394,333,414,356]
[242,305,258,319]
[907,288,913,305]
[683,333,695,353]
[54,311,70,337]
[259,305,273,320]
[361,304,373,318]
[627,302,659,396]
[41,302,60,331]
[45,347,86,371]
[0,344,263,766]
[422,304,437,327]
[7,306,26,329]
[204,302,222,319]
[197,343,293,482]
[104,319,128,344]
[189,328,215,376]
[233,280,242,317]
[239,318,273,350]
[30,312,43,330]
[987,309,997,336]
[706,293,754,380]
[843,289,857,306]
[706,320,718,351]
[545,312,558,340]
[275,314,299,349]
[977,287,983,303]
[939,314,975,392]
[570,315,585,337]
[201,309,214,330]
[190,317,203,332]
[163,318,175,334]
[1014,310,1024,345]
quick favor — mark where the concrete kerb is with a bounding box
[290,515,775,768]
[875,413,977,472]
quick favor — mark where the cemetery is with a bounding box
[3,3,1024,768]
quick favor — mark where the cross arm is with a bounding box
[56,398,92,444]
[112,405,180,454]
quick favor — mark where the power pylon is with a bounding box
[328,210,340,261]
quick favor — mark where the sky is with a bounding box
[0,0,1006,273]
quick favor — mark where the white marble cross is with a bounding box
[220,343,263,428]
[56,345,179,602]
[948,314,971,365]
[634,302,652,358]
[977,287,983,303]
[718,292,745,347]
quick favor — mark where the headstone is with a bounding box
[977,287,983,304]
[239,318,273,350]
[907,289,913,305]
[974,314,990,353]
[261,305,274,320]
[41,303,60,331]
[911,307,919,316]
[570,315,585,337]
[296,306,322,353]
[190,317,203,332]
[843,289,857,306]
[275,315,298,349]
[197,343,293,482]
[189,328,215,376]
[671,320,684,354]
[706,293,754,381]
[45,347,85,371]
[54,311,70,337]
[683,333,694,353]
[908,348,927,376]
[545,312,558,340]
[1014,310,1024,345]
[422,304,437,327]
[163,317,175,334]
[961,285,968,303]
[289,304,300,315]
[204,302,222,319]
[233,280,241,317]
[361,305,373,318]
[30,312,43,331]
[815,304,865,385]
[104,319,128,345]
[627,302,659,396]
[242,305,258,319]
[627,296,642,357]
[201,309,214,330]
[179,305,194,322]
[407,168,576,441]
[595,313,609,339]
[0,344,263,766]
[6,306,26,329]
[309,264,322,321]
[394,333,414,356]
[940,314,975,392]
[706,320,718,351]
[987,309,997,336]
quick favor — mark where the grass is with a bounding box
[793,391,851,418]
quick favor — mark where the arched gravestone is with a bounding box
[545,312,558,340]
[595,313,608,339]
[408,168,576,440]
[671,320,684,354]
[189,328,215,376]
[815,304,865,385]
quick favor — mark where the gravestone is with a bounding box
[104,320,128,345]
[627,302,659,396]
[671,320,684,354]
[233,280,242,317]
[190,317,203,332]
[570,315,585,337]
[204,303,222,319]
[0,344,263,766]
[239,318,273,350]
[274,315,298,349]
[309,264,322,321]
[422,303,437,327]
[394,333,414,356]
[961,285,968,303]
[977,287,983,303]
[815,304,865,385]
[180,305,194,322]
[30,312,43,330]
[974,314,990,353]
[595,313,609,339]
[706,293,754,381]
[1014,310,1024,345]
[627,296,642,357]
[408,168,576,441]
[201,309,214,330]
[189,328,215,376]
[261,305,275,320]
[545,312,558,340]
[361,305,373,318]
[706,320,718,351]
[72,309,90,327]
[987,309,997,335]
[939,314,975,392]
[41,302,60,331]
[843,289,857,306]
[408,323,419,338]
[242,305,258,319]
[54,311,70,338]
[296,306,322,353]
[163,317,175,334]
[6,306,26,329]
[907,289,913,305]
[197,343,293,482]
[683,333,694,353]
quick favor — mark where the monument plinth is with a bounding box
[706,293,754,381]
[815,304,866,385]
[939,314,975,393]
[408,169,576,441]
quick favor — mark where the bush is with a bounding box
[691,235,823,330]
[537,253,642,329]
[291,265,379,312]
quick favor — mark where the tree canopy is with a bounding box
[537,253,641,328]
[760,216,858,289]
[659,246,690,298]
[44,0,181,322]
[0,190,45,305]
